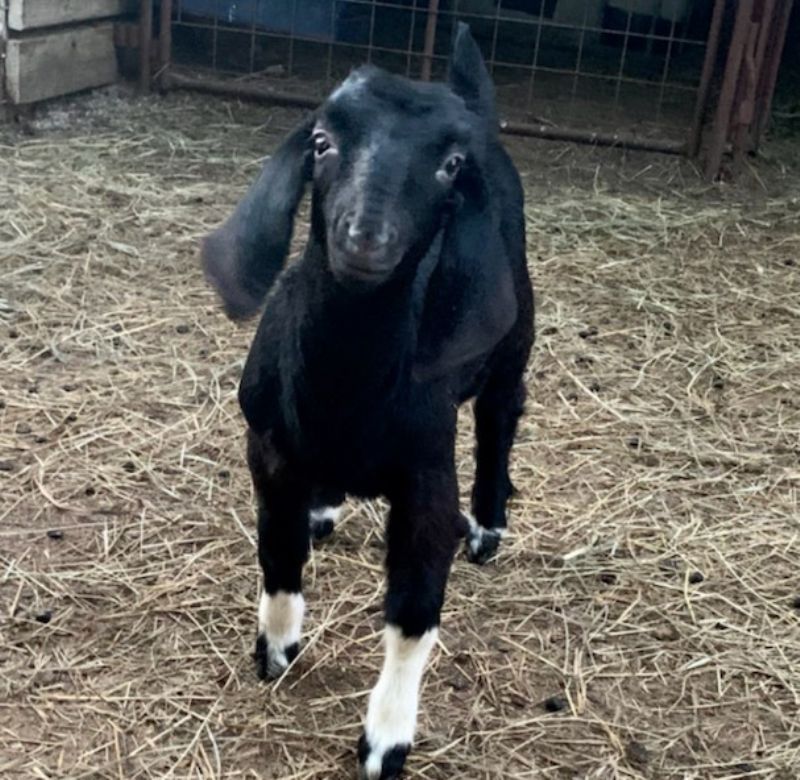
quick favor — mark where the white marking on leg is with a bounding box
[363,625,437,778]
[309,505,342,524]
[465,512,481,552]
[257,590,304,676]
[465,512,507,556]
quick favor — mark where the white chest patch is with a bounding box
[363,626,438,777]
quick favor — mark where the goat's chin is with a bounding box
[328,252,399,290]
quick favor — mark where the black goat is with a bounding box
[202,24,534,780]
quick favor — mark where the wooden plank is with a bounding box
[1,1,8,108]
[8,0,135,31]
[5,23,118,104]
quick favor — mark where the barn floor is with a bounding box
[1,86,799,780]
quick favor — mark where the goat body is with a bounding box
[202,24,534,780]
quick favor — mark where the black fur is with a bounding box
[203,23,534,776]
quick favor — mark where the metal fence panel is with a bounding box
[165,0,722,146]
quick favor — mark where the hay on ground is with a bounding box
[1,86,798,779]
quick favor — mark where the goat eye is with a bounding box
[442,153,464,180]
[313,132,333,157]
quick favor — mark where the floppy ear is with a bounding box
[413,170,518,382]
[448,22,496,124]
[201,114,315,320]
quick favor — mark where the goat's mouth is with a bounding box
[328,249,401,286]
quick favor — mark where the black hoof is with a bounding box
[357,734,409,780]
[466,526,503,565]
[253,634,299,680]
[310,517,335,542]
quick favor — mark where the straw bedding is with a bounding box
[1,86,798,779]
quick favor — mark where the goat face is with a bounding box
[201,62,494,317]
[310,69,476,287]
[200,24,518,384]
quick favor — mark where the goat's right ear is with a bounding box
[448,22,496,123]
[412,170,517,383]
[201,114,315,320]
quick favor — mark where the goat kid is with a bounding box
[202,24,534,779]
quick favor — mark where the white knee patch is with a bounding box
[363,626,437,777]
[258,590,304,673]
[309,505,342,524]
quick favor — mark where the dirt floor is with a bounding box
[1,86,799,779]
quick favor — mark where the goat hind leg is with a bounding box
[467,373,526,564]
[308,486,345,542]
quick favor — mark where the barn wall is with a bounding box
[8,0,135,31]
[6,23,119,104]
[3,0,136,105]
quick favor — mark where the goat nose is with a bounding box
[343,216,397,255]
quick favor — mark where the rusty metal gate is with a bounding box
[139,0,794,177]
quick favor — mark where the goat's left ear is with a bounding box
[413,173,517,382]
[201,114,315,320]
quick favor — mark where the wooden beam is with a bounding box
[161,70,319,109]
[5,22,118,104]
[162,71,688,156]
[8,0,136,31]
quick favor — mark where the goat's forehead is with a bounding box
[323,69,467,140]
[329,69,371,101]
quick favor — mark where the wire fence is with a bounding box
[166,0,722,145]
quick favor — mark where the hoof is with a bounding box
[253,634,299,680]
[310,517,335,542]
[309,505,341,543]
[465,525,503,565]
[357,734,409,780]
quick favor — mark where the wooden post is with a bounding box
[752,0,795,145]
[420,0,440,82]
[704,0,754,179]
[688,0,725,157]
[139,0,152,92]
[158,0,172,86]
[739,0,777,154]
[732,21,761,168]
